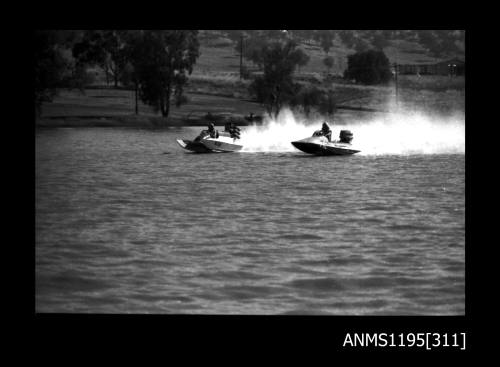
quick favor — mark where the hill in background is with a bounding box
[193,30,465,78]
[38,30,465,127]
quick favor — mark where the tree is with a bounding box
[323,55,334,74]
[128,30,199,118]
[119,31,146,115]
[119,60,140,114]
[344,49,392,85]
[318,90,337,118]
[248,40,303,118]
[354,38,370,52]
[290,86,323,116]
[289,30,315,45]
[72,30,130,87]
[339,30,357,49]
[429,30,463,56]
[380,30,395,41]
[35,30,85,116]
[225,30,244,44]
[35,31,66,116]
[263,30,289,41]
[418,30,442,57]
[234,33,267,70]
[416,30,463,58]
[315,30,334,55]
[235,31,304,72]
[228,30,245,52]
[290,48,310,73]
[371,31,390,50]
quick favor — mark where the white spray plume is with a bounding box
[240,107,464,155]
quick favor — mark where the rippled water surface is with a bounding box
[36,127,465,314]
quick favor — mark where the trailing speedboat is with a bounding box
[177,128,242,153]
[291,129,360,156]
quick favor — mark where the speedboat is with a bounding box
[177,129,243,153]
[291,129,360,155]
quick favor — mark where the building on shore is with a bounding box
[397,58,465,76]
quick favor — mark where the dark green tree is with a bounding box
[344,49,392,85]
[380,30,395,40]
[290,86,323,116]
[72,30,130,87]
[249,40,303,118]
[234,33,267,70]
[290,48,310,73]
[354,38,370,52]
[35,30,73,116]
[263,30,289,41]
[118,31,145,114]
[318,90,337,118]
[227,30,245,50]
[315,30,335,55]
[128,30,199,118]
[233,31,297,72]
[371,31,390,50]
[423,30,463,57]
[418,30,442,57]
[339,30,356,49]
[323,55,334,74]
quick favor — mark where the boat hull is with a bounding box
[201,138,243,152]
[176,139,212,153]
[291,136,360,156]
[177,133,243,153]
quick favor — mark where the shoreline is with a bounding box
[35,115,262,128]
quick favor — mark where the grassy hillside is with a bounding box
[37,30,465,127]
[193,30,463,78]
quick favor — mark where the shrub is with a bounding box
[240,65,251,80]
[344,49,392,85]
[290,86,323,116]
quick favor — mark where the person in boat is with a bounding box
[321,122,332,142]
[224,122,241,139]
[207,122,219,138]
[230,124,240,139]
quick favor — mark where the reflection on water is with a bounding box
[36,127,465,314]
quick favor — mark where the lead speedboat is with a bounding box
[291,129,360,155]
[177,128,243,153]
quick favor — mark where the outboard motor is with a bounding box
[339,130,353,143]
[226,123,241,139]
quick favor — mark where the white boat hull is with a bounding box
[291,136,360,155]
[177,132,242,153]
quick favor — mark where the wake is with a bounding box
[239,108,465,155]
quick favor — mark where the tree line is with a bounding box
[36,30,437,121]
[35,30,200,118]
[246,38,392,118]
[221,30,464,66]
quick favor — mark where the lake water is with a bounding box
[35,123,465,314]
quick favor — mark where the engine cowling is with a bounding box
[339,130,353,143]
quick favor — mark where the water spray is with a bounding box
[240,108,464,155]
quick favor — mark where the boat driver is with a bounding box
[321,122,332,142]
